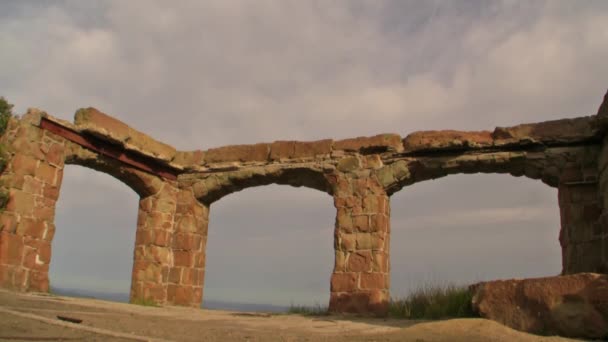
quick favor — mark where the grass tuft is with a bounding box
[287,303,329,316]
[131,298,160,307]
[389,283,478,320]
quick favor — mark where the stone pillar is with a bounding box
[130,181,178,304]
[558,166,604,274]
[596,135,608,273]
[328,172,390,315]
[166,188,208,307]
[0,112,65,292]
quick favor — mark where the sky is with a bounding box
[1,0,607,307]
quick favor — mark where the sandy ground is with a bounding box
[0,290,584,342]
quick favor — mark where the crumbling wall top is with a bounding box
[23,98,607,177]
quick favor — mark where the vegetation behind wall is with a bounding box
[0,97,14,210]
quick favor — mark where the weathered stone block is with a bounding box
[0,232,23,265]
[336,208,353,232]
[167,284,194,306]
[45,143,64,167]
[17,219,47,239]
[360,273,387,290]
[75,107,177,162]
[293,139,332,158]
[355,233,372,250]
[168,267,182,284]
[6,190,34,215]
[125,129,177,163]
[173,150,205,168]
[172,233,202,250]
[347,251,372,272]
[35,163,56,185]
[337,156,361,172]
[193,251,206,268]
[11,154,38,177]
[147,246,172,264]
[493,116,599,145]
[334,134,403,153]
[0,214,18,233]
[403,130,493,152]
[329,290,388,315]
[22,177,43,196]
[75,107,130,142]
[330,272,357,292]
[472,273,608,339]
[371,252,388,272]
[334,251,346,272]
[371,214,389,233]
[132,261,163,282]
[269,141,295,160]
[353,215,369,232]
[29,270,49,292]
[174,250,193,267]
[364,155,383,169]
[370,233,386,251]
[205,143,269,163]
[339,233,356,251]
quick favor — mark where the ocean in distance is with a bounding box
[50,287,289,313]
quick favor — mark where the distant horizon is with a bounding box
[50,285,293,313]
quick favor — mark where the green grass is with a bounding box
[131,298,160,307]
[389,283,478,320]
[287,303,329,316]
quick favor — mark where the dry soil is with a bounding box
[0,290,583,342]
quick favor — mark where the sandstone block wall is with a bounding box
[0,91,606,315]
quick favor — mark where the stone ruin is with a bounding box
[0,90,607,337]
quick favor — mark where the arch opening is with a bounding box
[204,184,334,312]
[49,165,140,301]
[389,173,560,299]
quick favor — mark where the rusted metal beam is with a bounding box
[39,118,178,180]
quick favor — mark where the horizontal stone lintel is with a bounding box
[34,106,604,178]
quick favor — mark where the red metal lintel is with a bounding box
[39,118,178,180]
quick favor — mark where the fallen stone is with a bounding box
[57,315,83,324]
[471,273,608,339]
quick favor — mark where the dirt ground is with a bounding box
[0,290,583,342]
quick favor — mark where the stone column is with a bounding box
[166,188,208,307]
[558,165,604,274]
[0,111,65,292]
[328,169,390,315]
[130,181,178,304]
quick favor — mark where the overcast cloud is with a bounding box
[1,0,607,307]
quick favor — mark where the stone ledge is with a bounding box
[403,130,493,153]
[403,116,600,154]
[34,107,605,173]
[334,134,403,153]
[74,107,177,163]
[492,116,599,145]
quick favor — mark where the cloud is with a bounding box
[393,205,555,230]
[3,1,607,148]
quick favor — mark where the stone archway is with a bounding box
[388,173,561,300]
[203,184,335,309]
[1,90,607,318]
